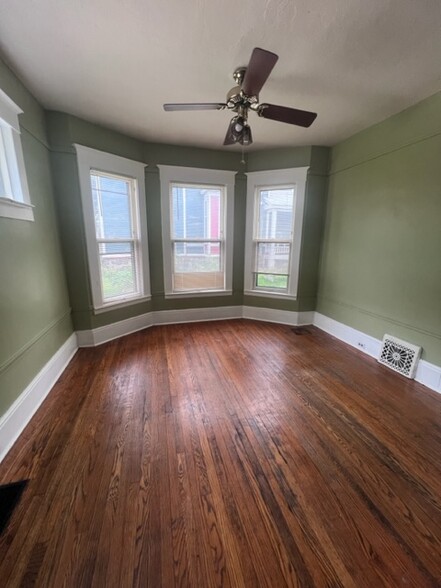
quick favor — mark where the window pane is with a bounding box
[0,131,10,197]
[256,242,290,274]
[0,164,5,196]
[91,173,133,239]
[99,241,137,300]
[258,188,294,239]
[173,241,223,291]
[256,274,288,289]
[171,185,221,240]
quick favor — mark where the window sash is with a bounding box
[91,171,143,304]
[0,127,13,198]
[252,186,295,293]
[253,240,292,291]
[172,239,225,292]
[169,182,226,292]
[244,169,307,300]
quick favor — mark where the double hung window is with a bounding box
[0,88,33,221]
[76,145,150,311]
[244,167,308,299]
[159,166,235,297]
[171,183,225,292]
[254,186,295,291]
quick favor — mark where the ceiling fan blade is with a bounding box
[241,48,278,96]
[258,104,317,127]
[163,103,226,111]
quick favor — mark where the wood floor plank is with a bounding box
[0,319,440,587]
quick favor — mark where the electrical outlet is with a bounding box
[357,342,366,349]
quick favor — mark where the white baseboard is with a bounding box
[313,312,441,394]
[313,312,382,358]
[76,312,156,347]
[415,359,441,393]
[0,333,78,463]
[76,305,314,348]
[152,305,243,326]
[242,306,314,326]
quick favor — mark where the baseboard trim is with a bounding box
[313,312,441,394]
[153,305,243,326]
[76,305,314,348]
[242,306,314,326]
[76,313,155,347]
[0,333,78,464]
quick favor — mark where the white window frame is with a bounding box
[75,144,150,312]
[158,165,236,298]
[244,167,308,300]
[0,88,33,221]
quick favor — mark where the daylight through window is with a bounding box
[254,187,295,291]
[91,171,141,302]
[75,144,150,311]
[0,88,33,221]
[244,167,308,300]
[171,183,225,292]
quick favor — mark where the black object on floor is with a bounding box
[291,326,311,335]
[0,480,28,535]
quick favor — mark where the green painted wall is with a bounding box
[0,58,72,418]
[317,92,441,364]
[47,112,329,329]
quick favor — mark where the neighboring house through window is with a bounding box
[0,88,33,221]
[158,165,235,297]
[75,145,150,311]
[244,167,308,299]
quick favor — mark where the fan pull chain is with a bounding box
[241,146,246,165]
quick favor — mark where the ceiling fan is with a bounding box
[163,47,317,147]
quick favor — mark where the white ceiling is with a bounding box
[0,0,440,151]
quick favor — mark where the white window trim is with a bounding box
[75,144,151,312]
[244,167,309,300]
[0,88,33,221]
[158,165,236,298]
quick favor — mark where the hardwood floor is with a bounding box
[0,320,440,587]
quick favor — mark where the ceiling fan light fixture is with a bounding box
[240,124,252,146]
[232,115,245,135]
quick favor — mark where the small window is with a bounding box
[75,145,150,312]
[0,88,33,221]
[244,167,308,300]
[159,165,235,298]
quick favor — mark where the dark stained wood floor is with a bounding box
[0,320,440,587]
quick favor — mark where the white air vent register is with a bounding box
[378,334,421,378]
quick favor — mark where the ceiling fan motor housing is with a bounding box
[226,79,259,113]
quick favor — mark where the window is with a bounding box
[0,88,33,221]
[75,145,150,311]
[159,166,236,297]
[244,167,308,299]
[254,187,295,291]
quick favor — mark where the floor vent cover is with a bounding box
[378,334,421,378]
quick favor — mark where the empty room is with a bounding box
[0,1,440,586]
